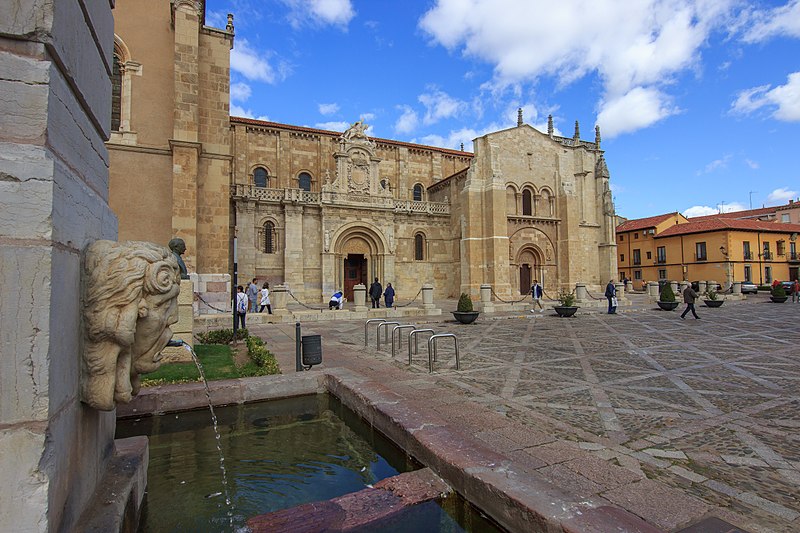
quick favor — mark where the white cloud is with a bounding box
[419,0,734,137]
[732,72,800,122]
[318,103,339,115]
[597,87,678,137]
[361,113,376,122]
[744,158,759,169]
[742,0,800,43]
[394,105,419,134]
[230,104,270,122]
[231,39,279,83]
[696,154,732,175]
[767,187,799,204]
[231,82,252,102]
[683,202,747,218]
[419,89,468,125]
[314,120,350,131]
[282,0,355,29]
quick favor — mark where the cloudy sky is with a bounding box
[206,0,800,219]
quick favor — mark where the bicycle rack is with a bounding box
[427,333,460,373]
[391,325,416,358]
[364,319,386,346]
[408,328,435,365]
[376,321,401,350]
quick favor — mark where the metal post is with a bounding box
[295,321,302,372]
[232,236,238,336]
[364,319,386,346]
[408,328,435,365]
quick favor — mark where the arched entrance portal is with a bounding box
[333,225,387,301]
[517,248,543,295]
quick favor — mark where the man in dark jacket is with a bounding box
[680,284,700,319]
[605,280,617,314]
[369,277,382,308]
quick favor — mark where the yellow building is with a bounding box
[616,213,688,289]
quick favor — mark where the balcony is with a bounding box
[789,252,799,262]
[762,251,773,261]
[743,251,753,260]
[656,258,667,264]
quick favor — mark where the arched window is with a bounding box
[522,189,532,216]
[380,179,388,189]
[414,233,425,261]
[111,54,122,131]
[254,167,268,188]
[298,172,312,191]
[264,221,275,254]
[506,186,517,215]
[413,183,423,202]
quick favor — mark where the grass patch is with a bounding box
[141,344,249,387]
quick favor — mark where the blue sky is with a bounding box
[205,0,800,220]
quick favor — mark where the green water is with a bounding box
[116,394,503,532]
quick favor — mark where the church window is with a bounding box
[380,179,388,189]
[522,189,532,216]
[298,172,312,191]
[413,183,423,201]
[414,233,425,261]
[254,167,268,188]
[111,54,122,131]
[264,221,275,254]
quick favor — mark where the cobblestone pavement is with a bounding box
[253,295,800,531]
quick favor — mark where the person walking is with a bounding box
[259,282,272,314]
[235,285,248,329]
[530,280,544,313]
[384,283,395,308]
[680,283,700,319]
[369,277,382,308]
[605,279,617,314]
[792,279,800,303]
[247,278,259,313]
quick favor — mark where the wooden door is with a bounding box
[519,264,531,295]
[344,254,365,301]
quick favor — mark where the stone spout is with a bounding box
[82,240,181,411]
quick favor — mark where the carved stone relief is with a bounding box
[82,240,181,411]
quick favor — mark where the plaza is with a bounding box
[248,293,800,532]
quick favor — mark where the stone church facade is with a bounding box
[108,1,617,307]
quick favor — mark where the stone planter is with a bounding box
[452,311,480,324]
[657,301,679,311]
[553,306,578,318]
[704,300,724,308]
[770,296,788,303]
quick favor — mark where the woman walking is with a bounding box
[384,283,395,308]
[260,282,272,314]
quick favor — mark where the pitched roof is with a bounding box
[688,205,778,221]
[230,116,474,158]
[616,213,682,233]
[656,218,800,237]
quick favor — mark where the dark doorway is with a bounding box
[790,266,798,282]
[344,254,366,301]
[519,264,531,295]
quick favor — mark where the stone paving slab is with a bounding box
[248,292,799,532]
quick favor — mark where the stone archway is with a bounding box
[332,224,387,301]
[516,247,544,295]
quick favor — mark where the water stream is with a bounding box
[178,341,235,528]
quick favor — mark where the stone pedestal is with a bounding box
[575,283,588,303]
[647,282,659,298]
[698,281,707,294]
[353,284,367,311]
[160,279,194,363]
[732,281,742,295]
[626,281,633,293]
[614,282,625,300]
[272,284,288,311]
[669,281,678,295]
[479,284,495,313]
[422,284,435,309]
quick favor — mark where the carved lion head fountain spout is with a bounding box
[82,240,182,411]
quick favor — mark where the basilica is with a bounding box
[108,1,617,309]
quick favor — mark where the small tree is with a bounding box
[704,287,718,300]
[457,292,474,312]
[660,283,676,303]
[557,289,576,307]
[771,283,786,298]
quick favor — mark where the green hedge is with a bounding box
[197,328,248,345]
[245,335,280,375]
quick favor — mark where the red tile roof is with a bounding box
[656,218,800,237]
[230,116,474,158]
[616,213,682,233]
[688,205,778,221]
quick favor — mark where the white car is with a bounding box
[741,281,758,294]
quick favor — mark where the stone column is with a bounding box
[353,284,367,311]
[422,284,435,309]
[698,281,707,294]
[479,284,495,313]
[0,2,139,532]
[732,281,742,295]
[647,281,659,298]
[283,204,305,296]
[670,281,678,295]
[626,281,633,293]
[575,283,588,303]
[615,282,625,300]
[272,284,288,311]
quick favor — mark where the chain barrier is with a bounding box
[490,287,532,304]
[194,292,229,313]
[583,289,605,301]
[286,289,327,310]
[395,288,422,308]
[542,288,557,301]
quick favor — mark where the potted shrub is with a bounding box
[554,289,579,317]
[452,292,480,324]
[657,283,679,311]
[770,283,788,303]
[703,288,724,308]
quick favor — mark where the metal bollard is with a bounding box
[391,325,416,358]
[427,333,459,373]
[377,321,401,350]
[365,319,386,346]
[408,328,435,364]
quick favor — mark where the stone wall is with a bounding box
[0,1,118,531]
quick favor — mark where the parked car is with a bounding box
[781,280,795,293]
[741,281,758,294]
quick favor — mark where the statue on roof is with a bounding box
[343,119,370,142]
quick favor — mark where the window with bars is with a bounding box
[264,221,276,254]
[298,172,312,192]
[414,233,425,261]
[254,167,268,188]
[111,55,122,131]
[413,183,423,201]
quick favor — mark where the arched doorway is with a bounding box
[517,248,542,294]
[333,225,387,301]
